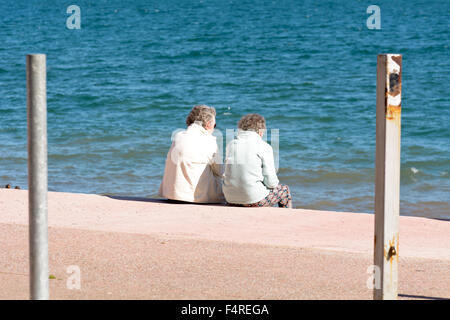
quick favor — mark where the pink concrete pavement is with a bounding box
[0,189,449,299]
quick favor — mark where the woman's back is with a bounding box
[223,130,279,204]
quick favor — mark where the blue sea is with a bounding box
[0,0,448,219]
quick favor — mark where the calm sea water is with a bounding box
[0,0,448,219]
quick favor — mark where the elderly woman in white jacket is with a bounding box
[223,114,292,208]
[159,105,224,203]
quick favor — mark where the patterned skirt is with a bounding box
[241,184,292,208]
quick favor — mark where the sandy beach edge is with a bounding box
[1,189,449,299]
[1,189,448,260]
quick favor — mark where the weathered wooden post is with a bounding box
[27,54,49,300]
[374,53,402,300]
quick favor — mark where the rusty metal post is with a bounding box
[27,54,49,300]
[374,54,402,300]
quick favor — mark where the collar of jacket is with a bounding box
[188,123,210,135]
[237,129,261,139]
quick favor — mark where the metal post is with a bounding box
[374,53,402,300]
[27,54,49,300]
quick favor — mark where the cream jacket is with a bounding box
[158,123,225,203]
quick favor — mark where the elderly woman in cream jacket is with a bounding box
[223,114,292,208]
[159,105,224,203]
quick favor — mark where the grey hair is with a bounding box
[186,105,216,128]
[238,113,266,133]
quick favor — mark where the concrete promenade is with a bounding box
[0,189,448,299]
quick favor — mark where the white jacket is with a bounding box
[222,130,279,204]
[158,123,224,203]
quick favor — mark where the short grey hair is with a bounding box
[238,113,266,133]
[186,105,216,128]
